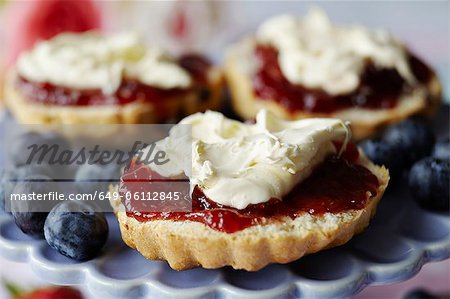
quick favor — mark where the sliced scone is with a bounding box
[4,32,222,124]
[110,110,389,271]
[224,8,441,140]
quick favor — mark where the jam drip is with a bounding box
[16,54,211,106]
[120,143,380,233]
[253,45,433,113]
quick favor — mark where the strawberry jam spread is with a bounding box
[253,45,433,113]
[15,55,211,106]
[119,142,380,233]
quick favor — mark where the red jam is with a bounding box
[120,142,380,233]
[16,54,211,107]
[178,54,211,83]
[253,45,433,113]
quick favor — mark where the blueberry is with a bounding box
[0,171,11,214]
[0,169,26,215]
[360,138,405,176]
[10,131,70,167]
[384,120,435,166]
[15,164,55,180]
[44,201,108,261]
[75,162,121,194]
[432,137,450,160]
[10,174,58,238]
[14,162,74,183]
[404,289,437,299]
[409,157,449,211]
[0,165,59,215]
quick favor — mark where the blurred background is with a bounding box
[0,1,449,99]
[0,1,448,298]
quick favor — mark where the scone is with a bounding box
[224,8,442,140]
[110,110,389,271]
[4,32,222,124]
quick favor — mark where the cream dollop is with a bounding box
[17,32,192,94]
[142,110,351,210]
[256,8,415,95]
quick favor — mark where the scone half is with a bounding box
[4,68,223,124]
[110,110,389,271]
[224,10,442,140]
[4,32,223,124]
[111,154,388,271]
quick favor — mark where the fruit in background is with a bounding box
[404,289,438,299]
[12,208,48,238]
[383,120,435,166]
[5,0,101,66]
[10,131,70,167]
[362,119,449,212]
[0,170,12,214]
[75,162,122,195]
[44,201,108,261]
[11,174,58,238]
[409,157,449,211]
[15,164,56,180]
[432,137,450,160]
[361,120,435,178]
[4,281,84,299]
[0,165,59,215]
[9,131,75,182]
[16,287,83,299]
[360,138,405,177]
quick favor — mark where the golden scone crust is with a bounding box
[4,68,223,124]
[110,153,389,271]
[224,39,442,141]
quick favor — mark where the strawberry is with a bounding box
[5,282,83,299]
[5,0,101,66]
[16,287,83,299]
